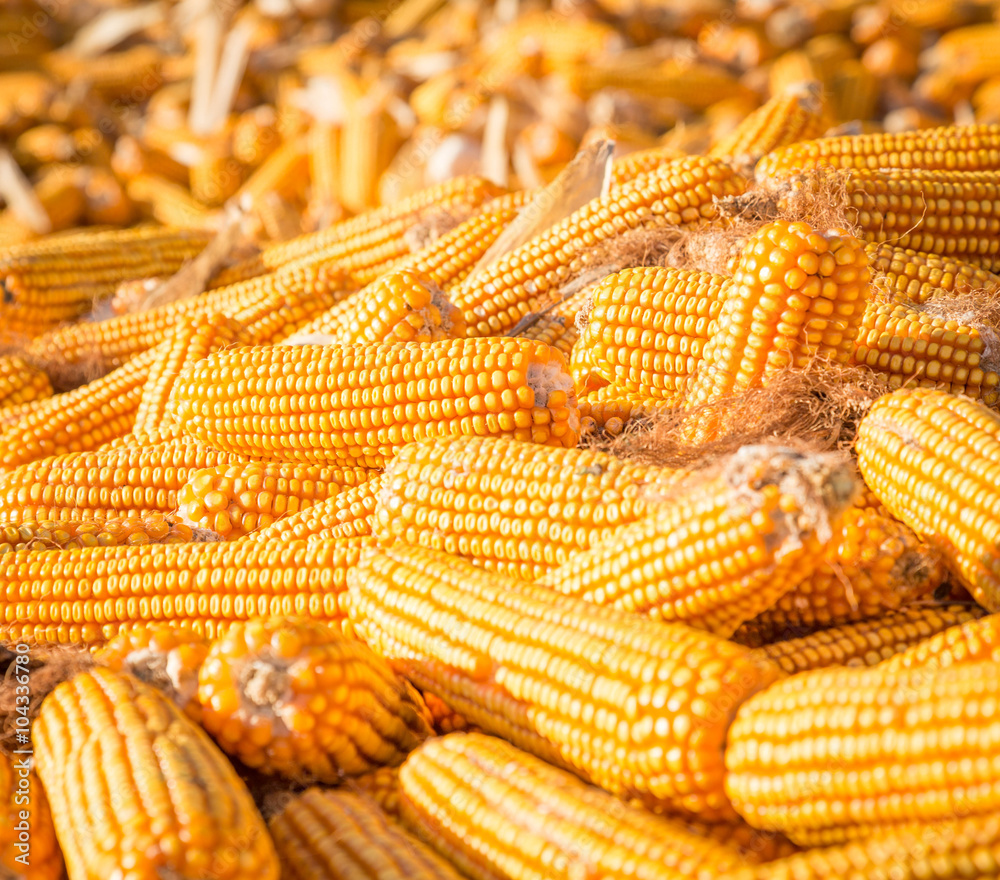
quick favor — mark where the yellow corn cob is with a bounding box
[12,123,79,168]
[681,220,869,439]
[866,242,1000,305]
[372,435,683,579]
[176,462,370,539]
[94,623,210,722]
[247,475,383,542]
[190,143,247,207]
[0,163,88,253]
[609,145,687,185]
[399,733,746,880]
[452,156,747,338]
[828,60,879,124]
[419,690,475,735]
[724,813,1000,880]
[0,514,197,553]
[44,44,165,99]
[308,121,341,216]
[0,537,374,646]
[331,269,466,344]
[36,667,279,879]
[881,610,1000,671]
[579,266,730,398]
[0,225,213,332]
[0,354,51,411]
[236,136,309,208]
[126,173,220,227]
[852,300,1000,404]
[231,106,279,167]
[348,543,782,819]
[112,135,189,185]
[513,287,591,357]
[679,818,800,865]
[168,339,580,467]
[270,788,464,880]
[346,766,401,817]
[856,387,1000,611]
[756,122,1000,179]
[540,446,857,636]
[724,659,1000,843]
[578,386,678,436]
[922,23,1000,85]
[134,311,252,436]
[736,505,947,643]
[198,618,432,780]
[0,437,252,523]
[82,166,135,227]
[287,191,530,340]
[709,82,827,174]
[0,751,63,880]
[753,604,986,674]
[28,261,352,372]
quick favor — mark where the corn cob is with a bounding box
[756,122,1000,179]
[133,311,252,437]
[0,354,51,411]
[398,733,746,880]
[191,143,247,207]
[247,475,383,543]
[28,261,352,372]
[176,462,370,539]
[579,266,730,398]
[198,618,432,781]
[866,242,1000,305]
[725,813,1000,880]
[513,288,591,357]
[0,164,86,254]
[852,300,1000,404]
[540,446,856,636]
[126,173,220,227]
[420,690,475,735]
[235,136,309,208]
[610,144,686,185]
[330,269,465,344]
[578,386,678,435]
[452,156,747,338]
[0,225,213,332]
[710,82,827,174]
[724,659,1000,843]
[270,788,464,880]
[679,818,800,865]
[373,435,681,578]
[0,514,197,553]
[681,220,869,438]
[287,191,530,340]
[921,23,1000,85]
[753,604,986,674]
[881,608,1000,672]
[346,765,401,817]
[44,44,165,99]
[0,437,252,523]
[94,623,209,722]
[0,750,63,880]
[857,387,1000,611]
[35,667,279,879]
[169,339,580,467]
[0,537,373,646]
[308,121,341,216]
[736,505,947,644]
[348,543,782,819]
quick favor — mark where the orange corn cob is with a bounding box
[881,610,1000,671]
[0,514,197,553]
[756,122,1000,179]
[176,462,370,539]
[0,537,374,647]
[0,750,63,880]
[738,505,948,643]
[609,144,686,185]
[710,82,827,173]
[94,623,210,722]
[372,435,682,579]
[398,733,746,880]
[540,446,857,636]
[0,226,213,332]
[44,44,165,99]
[347,543,782,819]
[308,121,341,217]
[126,173,220,227]
[578,387,678,436]
[0,437,252,523]
[270,788,464,880]
[451,156,747,338]
[191,143,247,207]
[346,766,401,817]
[168,339,580,467]
[133,311,252,437]
[232,107,279,167]
[35,667,279,879]
[579,266,730,398]
[0,354,51,411]
[681,220,869,439]
[420,691,475,735]
[28,261,352,372]
[852,300,1000,404]
[724,659,1000,844]
[856,387,1000,611]
[235,136,309,207]
[866,241,1000,305]
[247,475,383,543]
[752,604,986,674]
[198,618,432,781]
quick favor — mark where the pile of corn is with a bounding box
[8,0,1000,879]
